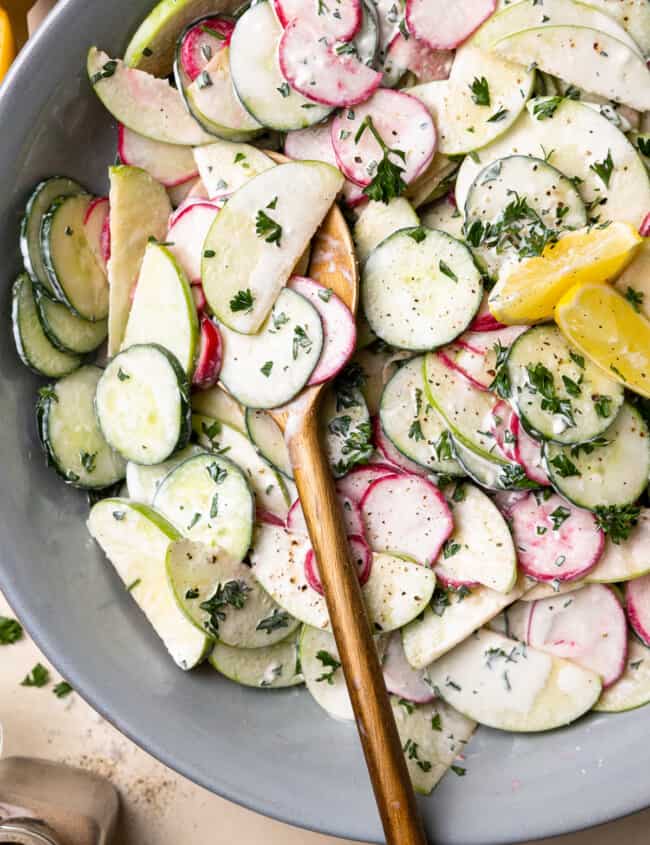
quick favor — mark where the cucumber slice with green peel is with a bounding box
[193,414,291,518]
[193,141,275,200]
[493,26,650,112]
[420,198,464,240]
[41,194,109,321]
[407,45,535,156]
[192,384,246,433]
[544,403,650,509]
[126,444,204,504]
[588,510,650,583]
[37,366,126,489]
[229,3,332,131]
[12,274,82,378]
[379,356,464,476]
[451,437,503,490]
[362,227,483,351]
[321,386,373,478]
[594,637,650,713]
[87,499,210,670]
[107,166,172,356]
[401,577,527,669]
[209,630,304,689]
[353,198,419,265]
[87,49,214,146]
[202,161,342,334]
[96,344,191,466]
[506,325,624,445]
[423,352,508,462]
[20,177,84,296]
[166,538,300,647]
[463,155,587,276]
[455,99,650,228]
[33,285,107,355]
[364,552,436,631]
[122,243,198,376]
[245,408,294,481]
[153,452,254,560]
[218,288,324,409]
[426,628,602,732]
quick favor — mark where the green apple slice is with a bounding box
[202,161,343,333]
[122,243,198,375]
[193,140,274,199]
[594,636,650,713]
[87,499,210,669]
[126,444,204,504]
[587,510,650,583]
[300,626,359,721]
[245,408,294,481]
[209,630,303,688]
[191,384,246,432]
[426,628,602,731]
[107,166,172,356]
[585,0,650,57]
[88,48,214,146]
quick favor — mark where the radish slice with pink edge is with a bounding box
[439,325,527,391]
[468,294,506,332]
[510,492,604,583]
[335,462,399,505]
[641,213,650,237]
[626,575,650,646]
[179,16,235,81]
[382,632,434,703]
[528,584,627,688]
[273,0,362,41]
[437,349,488,393]
[383,31,452,87]
[187,180,210,201]
[257,509,286,528]
[287,276,356,385]
[279,19,382,108]
[191,283,207,313]
[118,124,198,187]
[510,414,550,487]
[287,494,364,537]
[372,416,427,477]
[167,201,220,283]
[304,534,372,595]
[168,196,218,228]
[332,89,436,187]
[360,473,452,566]
[406,0,497,50]
[192,316,222,390]
[83,197,110,274]
[491,489,528,519]
[490,400,518,463]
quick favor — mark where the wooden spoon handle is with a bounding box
[287,403,428,845]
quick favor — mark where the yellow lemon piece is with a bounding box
[488,222,643,324]
[555,281,650,399]
[0,7,16,84]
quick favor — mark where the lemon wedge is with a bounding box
[555,281,650,399]
[488,223,642,324]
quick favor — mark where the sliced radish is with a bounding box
[336,462,399,505]
[406,0,497,50]
[383,32,452,86]
[118,124,198,187]
[510,492,604,583]
[382,631,435,703]
[257,509,286,527]
[83,196,110,274]
[192,316,222,390]
[510,415,550,487]
[360,473,453,566]
[167,201,220,282]
[468,294,506,332]
[187,180,210,200]
[492,489,529,519]
[437,349,488,392]
[273,0,362,41]
[279,19,382,108]
[490,400,518,463]
[179,16,234,81]
[640,212,650,237]
[332,89,435,187]
[167,177,202,209]
[287,276,356,385]
[626,575,650,646]
[287,494,364,537]
[304,533,372,595]
[372,416,428,477]
[168,196,213,228]
[191,282,207,313]
[528,584,627,688]
[439,325,527,391]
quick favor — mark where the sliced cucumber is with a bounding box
[34,284,107,354]
[451,437,516,491]
[218,288,324,409]
[426,628,602,732]
[96,344,191,465]
[12,274,81,378]
[20,176,84,296]
[353,198,419,265]
[379,357,464,476]
[401,578,526,669]
[153,452,254,560]
[166,538,299,647]
[420,198,464,240]
[544,403,650,509]
[193,414,291,518]
[245,408,294,481]
[192,384,246,433]
[41,194,108,321]
[87,499,210,670]
[126,444,204,504]
[193,141,274,199]
[594,636,650,713]
[122,243,198,376]
[506,325,624,444]
[320,386,373,478]
[209,630,303,689]
[362,227,483,350]
[229,2,332,131]
[37,366,126,489]
[202,161,342,334]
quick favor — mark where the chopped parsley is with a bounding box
[434,430,454,462]
[354,115,407,204]
[256,608,291,634]
[117,367,130,382]
[126,578,141,592]
[403,739,432,772]
[526,362,575,428]
[408,420,425,441]
[439,260,458,282]
[277,82,291,97]
[21,663,50,688]
[209,492,219,519]
[590,149,614,188]
[594,504,640,544]
[443,539,461,559]
[80,450,97,474]
[451,765,467,776]
[625,287,644,313]
[318,287,334,302]
[0,616,23,645]
[549,453,581,478]
[561,374,582,397]
[200,580,252,636]
[229,288,255,313]
[185,587,200,600]
[549,505,571,530]
[469,76,490,106]
[487,107,509,123]
[255,207,282,246]
[499,464,538,490]
[206,462,228,484]
[431,713,442,731]
[489,340,511,399]
[569,351,585,369]
[261,361,274,377]
[292,325,313,359]
[53,681,73,699]
[532,97,563,121]
[90,59,118,85]
[315,650,342,684]
[408,226,427,243]
[594,395,613,418]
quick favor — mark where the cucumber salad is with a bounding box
[10,0,650,795]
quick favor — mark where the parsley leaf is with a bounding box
[261,361,274,377]
[469,76,490,106]
[549,505,571,530]
[439,260,458,282]
[316,650,342,684]
[594,395,613,418]
[549,453,581,478]
[255,208,282,246]
[200,580,252,637]
[229,288,255,313]
[22,663,50,688]
[355,115,407,204]
[625,287,644,313]
[53,681,73,699]
[0,616,23,645]
[594,505,640,544]
[256,608,290,634]
[590,149,614,188]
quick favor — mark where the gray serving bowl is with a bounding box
[0,2,648,842]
